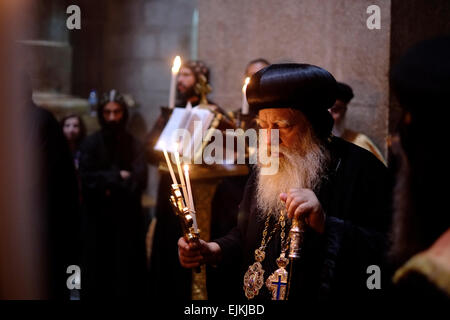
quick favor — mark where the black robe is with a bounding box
[207,173,251,300]
[80,129,148,299]
[149,173,192,300]
[27,104,80,299]
[214,137,392,302]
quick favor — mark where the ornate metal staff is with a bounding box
[286,215,304,299]
[288,217,304,260]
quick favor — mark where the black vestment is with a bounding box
[214,137,392,302]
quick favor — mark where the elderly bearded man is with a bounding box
[178,64,392,302]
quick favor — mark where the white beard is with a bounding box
[256,137,329,220]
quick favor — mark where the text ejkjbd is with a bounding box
[184,304,264,317]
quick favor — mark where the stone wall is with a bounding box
[72,0,197,130]
[22,0,72,94]
[198,0,392,156]
[198,0,450,158]
[68,0,450,158]
[71,0,198,205]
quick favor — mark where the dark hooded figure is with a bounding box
[80,90,148,299]
[178,64,392,302]
[389,36,450,303]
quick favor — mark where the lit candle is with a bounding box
[184,164,198,232]
[174,143,189,206]
[169,56,181,109]
[161,142,178,185]
[241,77,250,115]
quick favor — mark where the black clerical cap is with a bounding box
[336,82,354,103]
[246,63,337,139]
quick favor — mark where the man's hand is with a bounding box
[177,237,221,269]
[120,170,131,180]
[280,188,325,234]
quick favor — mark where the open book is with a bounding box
[154,107,215,160]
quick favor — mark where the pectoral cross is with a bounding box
[272,275,287,300]
[266,267,288,300]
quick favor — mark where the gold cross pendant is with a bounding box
[266,257,289,300]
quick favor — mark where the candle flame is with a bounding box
[172,56,181,74]
[183,164,189,172]
[242,77,250,93]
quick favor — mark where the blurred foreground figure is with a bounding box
[25,78,80,299]
[390,36,450,302]
[80,90,148,299]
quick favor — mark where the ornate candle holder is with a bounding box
[169,183,201,273]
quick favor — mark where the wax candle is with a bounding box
[169,56,181,109]
[174,143,189,207]
[161,142,178,185]
[241,77,250,115]
[184,164,198,232]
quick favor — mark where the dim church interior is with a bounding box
[0,0,449,299]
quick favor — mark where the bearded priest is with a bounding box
[178,63,392,302]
